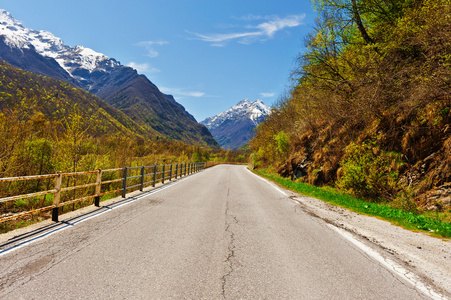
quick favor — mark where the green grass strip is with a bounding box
[254,169,451,239]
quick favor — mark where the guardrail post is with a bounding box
[152,165,156,187]
[122,167,127,198]
[175,164,178,179]
[169,164,173,181]
[52,171,62,222]
[94,169,102,207]
[140,166,145,191]
[162,165,165,184]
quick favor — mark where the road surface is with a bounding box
[0,165,431,299]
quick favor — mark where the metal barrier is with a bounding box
[0,162,206,223]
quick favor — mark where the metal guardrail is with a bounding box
[0,162,206,223]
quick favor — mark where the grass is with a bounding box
[254,168,451,239]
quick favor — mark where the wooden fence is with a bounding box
[0,162,206,223]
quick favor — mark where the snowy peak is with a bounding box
[0,9,120,81]
[200,99,271,150]
[201,99,271,130]
[0,9,31,49]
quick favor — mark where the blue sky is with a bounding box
[1,0,317,121]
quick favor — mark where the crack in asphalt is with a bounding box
[221,177,238,300]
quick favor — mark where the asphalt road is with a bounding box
[0,165,429,299]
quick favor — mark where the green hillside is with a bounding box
[0,59,150,139]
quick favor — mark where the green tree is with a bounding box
[274,131,289,159]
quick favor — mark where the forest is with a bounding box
[250,0,450,213]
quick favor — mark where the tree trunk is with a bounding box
[351,0,374,44]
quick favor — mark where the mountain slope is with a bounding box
[0,9,218,148]
[0,59,147,138]
[201,99,271,150]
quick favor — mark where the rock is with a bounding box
[418,182,451,211]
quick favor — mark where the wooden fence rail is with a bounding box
[0,162,206,223]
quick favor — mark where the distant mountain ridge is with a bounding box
[0,9,218,148]
[201,99,271,150]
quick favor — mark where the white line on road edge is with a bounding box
[246,167,288,197]
[0,175,192,258]
[246,167,446,299]
[327,224,446,300]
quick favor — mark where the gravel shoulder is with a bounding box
[283,188,451,298]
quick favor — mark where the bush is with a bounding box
[337,141,401,201]
[274,131,289,159]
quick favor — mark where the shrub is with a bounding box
[274,131,289,159]
[337,141,401,201]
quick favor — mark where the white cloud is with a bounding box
[260,92,275,98]
[160,87,205,98]
[127,62,160,73]
[255,16,305,38]
[187,14,305,45]
[136,40,168,58]
[233,14,265,21]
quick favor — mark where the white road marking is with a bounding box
[327,224,446,300]
[249,167,446,300]
[246,168,288,197]
[0,175,193,257]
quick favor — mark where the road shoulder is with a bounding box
[287,190,450,298]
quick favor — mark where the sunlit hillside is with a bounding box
[251,0,450,212]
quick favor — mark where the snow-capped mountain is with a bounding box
[0,9,218,148]
[202,99,271,130]
[0,9,119,87]
[201,99,271,150]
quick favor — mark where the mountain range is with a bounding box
[201,99,271,150]
[0,9,218,148]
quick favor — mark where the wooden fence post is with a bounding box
[162,165,165,184]
[122,167,127,198]
[140,166,145,191]
[94,169,102,207]
[52,171,62,222]
[153,165,157,187]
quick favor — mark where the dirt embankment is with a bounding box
[277,104,451,211]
